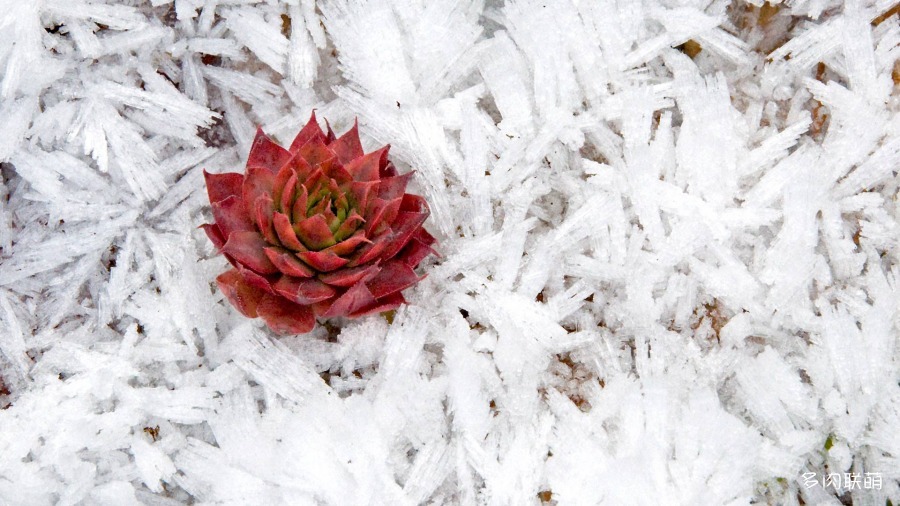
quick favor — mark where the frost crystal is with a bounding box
[0,0,898,504]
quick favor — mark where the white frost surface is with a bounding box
[0,0,898,504]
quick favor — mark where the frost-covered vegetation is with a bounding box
[0,0,898,504]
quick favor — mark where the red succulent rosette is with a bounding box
[202,113,436,334]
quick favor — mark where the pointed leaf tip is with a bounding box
[345,148,385,182]
[290,111,326,152]
[331,120,365,164]
[248,127,291,172]
[297,137,338,168]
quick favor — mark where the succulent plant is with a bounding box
[202,113,436,334]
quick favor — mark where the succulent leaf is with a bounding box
[223,231,279,275]
[289,112,326,153]
[330,120,364,163]
[201,223,227,251]
[211,196,254,238]
[320,280,377,318]
[264,247,315,278]
[204,170,244,204]
[272,212,307,252]
[255,195,278,245]
[273,277,336,305]
[350,292,405,318]
[248,128,292,172]
[296,249,349,272]
[319,264,380,287]
[366,260,421,299]
[216,269,265,318]
[295,214,336,250]
[242,168,275,224]
[256,294,315,335]
[344,147,386,182]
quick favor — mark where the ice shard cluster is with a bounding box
[0,0,898,504]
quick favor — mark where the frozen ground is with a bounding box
[0,0,899,504]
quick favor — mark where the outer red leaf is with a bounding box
[379,195,430,260]
[322,161,353,186]
[236,263,277,294]
[201,223,226,250]
[320,280,377,318]
[349,292,405,318]
[223,231,279,275]
[211,195,254,239]
[396,228,438,268]
[289,152,315,181]
[204,170,243,204]
[318,264,380,287]
[344,147,388,182]
[242,167,275,225]
[299,136,337,168]
[202,223,239,269]
[330,120,364,164]
[289,111,326,153]
[256,293,315,335]
[413,226,437,247]
[364,197,402,235]
[376,172,413,201]
[349,231,391,266]
[273,276,336,305]
[400,193,429,213]
[366,260,421,299]
[217,269,266,318]
[324,119,337,144]
[247,127,291,172]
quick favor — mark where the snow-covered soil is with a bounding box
[0,0,898,504]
